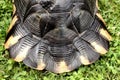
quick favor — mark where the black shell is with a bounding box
[5,0,111,73]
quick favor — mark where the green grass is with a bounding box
[0,0,120,80]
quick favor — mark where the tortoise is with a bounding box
[5,0,112,73]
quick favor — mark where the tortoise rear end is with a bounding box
[5,0,111,73]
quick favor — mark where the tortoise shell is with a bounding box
[5,0,112,73]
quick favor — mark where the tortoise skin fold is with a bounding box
[5,0,111,73]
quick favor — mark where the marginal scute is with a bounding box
[100,28,112,41]
[36,52,46,70]
[14,46,31,62]
[55,61,70,73]
[5,35,20,49]
[12,0,14,3]
[96,0,98,9]
[7,15,18,33]
[13,4,16,15]
[96,13,106,25]
[91,42,107,54]
[36,63,46,70]
[79,55,90,65]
